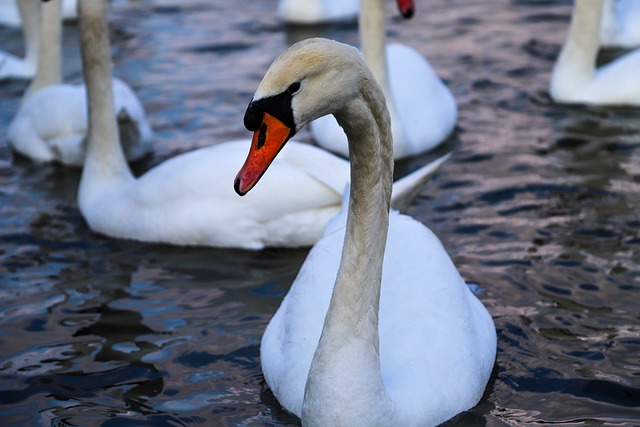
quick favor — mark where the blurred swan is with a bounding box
[550,0,640,106]
[277,0,359,25]
[600,0,640,48]
[234,38,496,425]
[0,0,38,79]
[7,0,153,166]
[309,0,457,159]
[0,0,77,27]
[76,1,444,249]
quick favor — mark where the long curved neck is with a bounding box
[360,0,389,96]
[24,0,62,100]
[302,72,395,424]
[78,0,133,199]
[551,0,603,97]
[17,0,39,72]
[359,0,406,148]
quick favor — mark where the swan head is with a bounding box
[235,38,366,196]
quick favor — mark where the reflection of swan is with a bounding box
[0,0,38,80]
[8,0,153,166]
[235,38,496,425]
[600,0,640,48]
[550,0,640,106]
[0,0,76,27]
[76,2,441,249]
[309,0,457,160]
[277,0,359,25]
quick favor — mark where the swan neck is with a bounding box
[25,0,62,99]
[78,0,132,190]
[552,0,603,87]
[302,72,395,423]
[17,0,39,69]
[360,0,390,95]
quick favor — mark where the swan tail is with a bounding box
[390,153,451,212]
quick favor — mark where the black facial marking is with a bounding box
[257,123,267,149]
[400,6,414,19]
[244,89,297,136]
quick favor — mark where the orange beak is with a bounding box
[234,112,293,196]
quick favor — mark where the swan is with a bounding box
[0,0,77,27]
[600,0,640,48]
[277,0,359,25]
[309,0,457,160]
[0,0,38,80]
[75,0,446,249]
[235,38,496,425]
[7,0,153,166]
[550,0,640,106]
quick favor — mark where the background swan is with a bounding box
[309,0,457,160]
[235,38,496,425]
[550,0,640,106]
[76,1,443,249]
[7,0,153,166]
[0,0,77,27]
[600,0,640,48]
[0,0,38,80]
[277,0,359,25]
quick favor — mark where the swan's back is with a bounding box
[387,43,457,156]
[261,211,496,423]
[80,141,349,249]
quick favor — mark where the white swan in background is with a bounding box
[75,1,445,249]
[600,0,640,48]
[277,0,359,25]
[309,0,457,160]
[0,0,38,80]
[8,0,153,166]
[0,0,77,27]
[235,38,496,425]
[550,0,640,106]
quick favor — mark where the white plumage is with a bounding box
[309,0,457,160]
[550,0,640,106]
[239,38,495,425]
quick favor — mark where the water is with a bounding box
[0,0,639,425]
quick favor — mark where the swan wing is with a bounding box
[83,140,345,248]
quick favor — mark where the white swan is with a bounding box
[0,0,38,80]
[309,0,457,160]
[277,0,359,25]
[7,0,153,166]
[550,0,640,106]
[235,38,496,425]
[600,0,640,48]
[0,0,77,27]
[75,1,445,249]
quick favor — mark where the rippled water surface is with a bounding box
[1,0,639,425]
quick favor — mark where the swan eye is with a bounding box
[287,82,301,94]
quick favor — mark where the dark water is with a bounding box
[1,0,639,425]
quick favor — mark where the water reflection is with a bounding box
[1,0,639,425]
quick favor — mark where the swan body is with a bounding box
[8,78,153,166]
[309,0,456,160]
[235,38,496,425]
[0,0,77,28]
[262,205,496,425]
[76,1,441,249]
[600,0,640,48]
[277,0,359,25]
[550,0,640,106]
[8,0,153,166]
